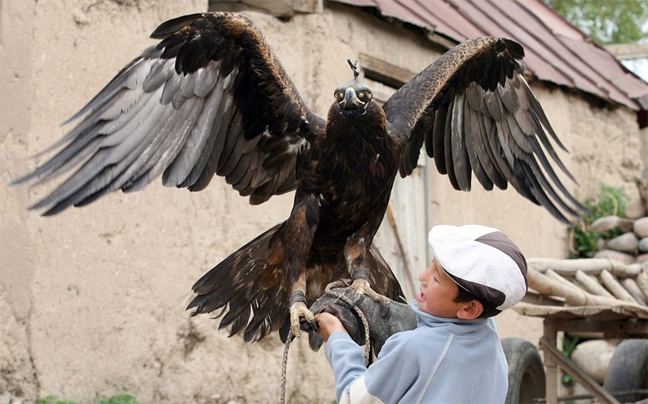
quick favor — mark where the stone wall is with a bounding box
[1,0,646,402]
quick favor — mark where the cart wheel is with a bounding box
[603,339,648,403]
[502,338,546,404]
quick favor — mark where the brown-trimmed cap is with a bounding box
[428,224,527,310]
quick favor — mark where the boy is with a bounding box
[316,224,528,404]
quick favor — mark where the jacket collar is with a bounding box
[410,300,489,334]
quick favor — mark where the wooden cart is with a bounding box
[512,258,648,404]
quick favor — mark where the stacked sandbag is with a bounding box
[591,216,648,265]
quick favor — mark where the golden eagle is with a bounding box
[14,12,583,343]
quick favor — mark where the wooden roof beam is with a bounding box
[604,43,648,61]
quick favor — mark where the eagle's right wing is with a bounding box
[14,13,324,215]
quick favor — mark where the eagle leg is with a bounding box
[342,222,391,307]
[289,291,317,338]
[349,268,391,307]
[283,194,321,338]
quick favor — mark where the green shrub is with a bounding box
[98,395,144,404]
[36,396,81,404]
[569,184,629,259]
[37,395,144,404]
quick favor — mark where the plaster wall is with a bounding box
[1,1,645,402]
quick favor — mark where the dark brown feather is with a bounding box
[386,36,585,223]
[15,12,323,214]
[188,222,405,344]
[14,15,585,349]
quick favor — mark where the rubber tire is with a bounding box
[603,339,648,403]
[502,337,546,404]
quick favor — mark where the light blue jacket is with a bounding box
[324,300,508,404]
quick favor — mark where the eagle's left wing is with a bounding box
[384,37,584,224]
[14,13,324,215]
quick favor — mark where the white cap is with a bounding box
[428,224,527,311]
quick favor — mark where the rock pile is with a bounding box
[591,215,648,265]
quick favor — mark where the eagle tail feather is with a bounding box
[187,223,288,342]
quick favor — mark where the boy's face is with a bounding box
[417,259,467,318]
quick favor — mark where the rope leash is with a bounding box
[280,331,295,404]
[279,283,372,403]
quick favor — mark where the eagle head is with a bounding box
[333,80,373,117]
[333,59,374,117]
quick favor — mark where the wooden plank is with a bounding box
[521,290,565,307]
[605,43,648,60]
[209,0,312,16]
[539,336,621,404]
[575,270,614,298]
[528,258,639,278]
[359,53,417,88]
[636,272,648,299]
[600,270,637,303]
[513,301,648,321]
[531,269,623,307]
[549,318,648,338]
[623,278,648,304]
[542,321,559,404]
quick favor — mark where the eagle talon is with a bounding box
[290,301,315,338]
[345,278,391,308]
[300,317,319,333]
[351,292,364,307]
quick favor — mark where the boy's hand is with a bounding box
[315,312,347,342]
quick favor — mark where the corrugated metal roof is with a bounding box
[331,0,648,112]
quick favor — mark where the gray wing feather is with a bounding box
[451,92,471,191]
[14,13,325,215]
[162,68,230,187]
[385,37,585,224]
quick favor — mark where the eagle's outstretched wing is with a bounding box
[384,37,584,224]
[14,12,324,215]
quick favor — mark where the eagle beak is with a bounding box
[341,87,363,110]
